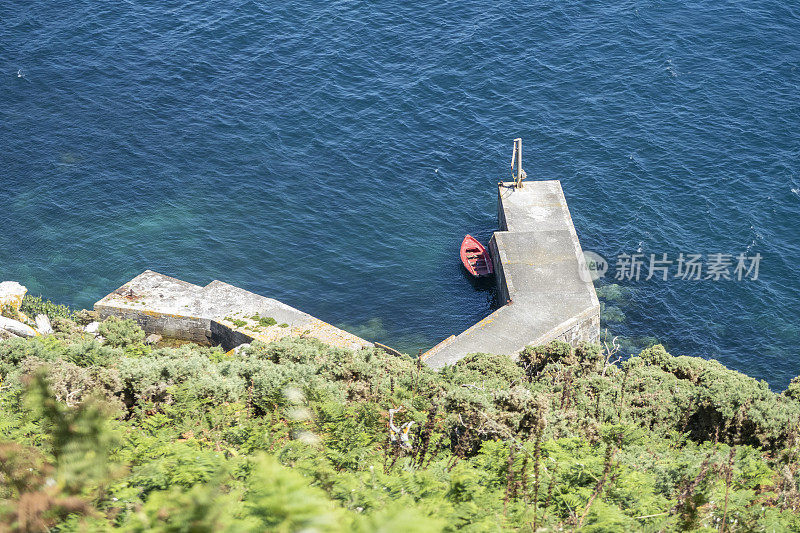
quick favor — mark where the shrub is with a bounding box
[246,455,347,531]
[447,352,524,387]
[519,340,575,376]
[98,316,145,348]
[20,295,77,322]
[20,357,123,410]
[3,310,800,531]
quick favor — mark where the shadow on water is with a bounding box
[459,265,501,310]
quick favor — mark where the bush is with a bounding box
[2,310,800,531]
[98,316,145,348]
[519,340,575,376]
[20,295,77,321]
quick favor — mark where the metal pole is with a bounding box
[514,138,523,188]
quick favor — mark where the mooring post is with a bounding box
[512,138,526,188]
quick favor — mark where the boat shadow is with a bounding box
[459,265,502,310]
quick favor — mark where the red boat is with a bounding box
[460,234,494,278]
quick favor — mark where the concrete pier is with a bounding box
[422,180,600,368]
[94,180,597,362]
[94,270,372,351]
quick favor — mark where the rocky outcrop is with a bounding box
[0,316,38,338]
[35,314,54,335]
[0,281,27,321]
[0,281,59,339]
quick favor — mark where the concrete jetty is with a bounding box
[422,180,600,368]
[94,179,597,364]
[94,270,372,351]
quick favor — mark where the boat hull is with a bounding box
[460,235,494,278]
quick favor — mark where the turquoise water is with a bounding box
[1,1,798,388]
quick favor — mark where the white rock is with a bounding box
[0,328,20,341]
[84,321,100,334]
[233,343,251,355]
[0,316,38,338]
[0,281,27,299]
[35,314,53,335]
[0,281,27,319]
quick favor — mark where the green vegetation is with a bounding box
[251,314,278,328]
[2,313,800,531]
[19,295,78,322]
[15,295,77,320]
[225,316,248,328]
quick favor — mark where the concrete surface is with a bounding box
[94,270,372,351]
[422,180,600,368]
[92,180,597,364]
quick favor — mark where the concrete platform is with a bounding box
[422,180,600,368]
[93,180,596,364]
[94,270,372,351]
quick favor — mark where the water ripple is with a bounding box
[1,0,799,388]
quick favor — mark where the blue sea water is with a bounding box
[1,1,798,388]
